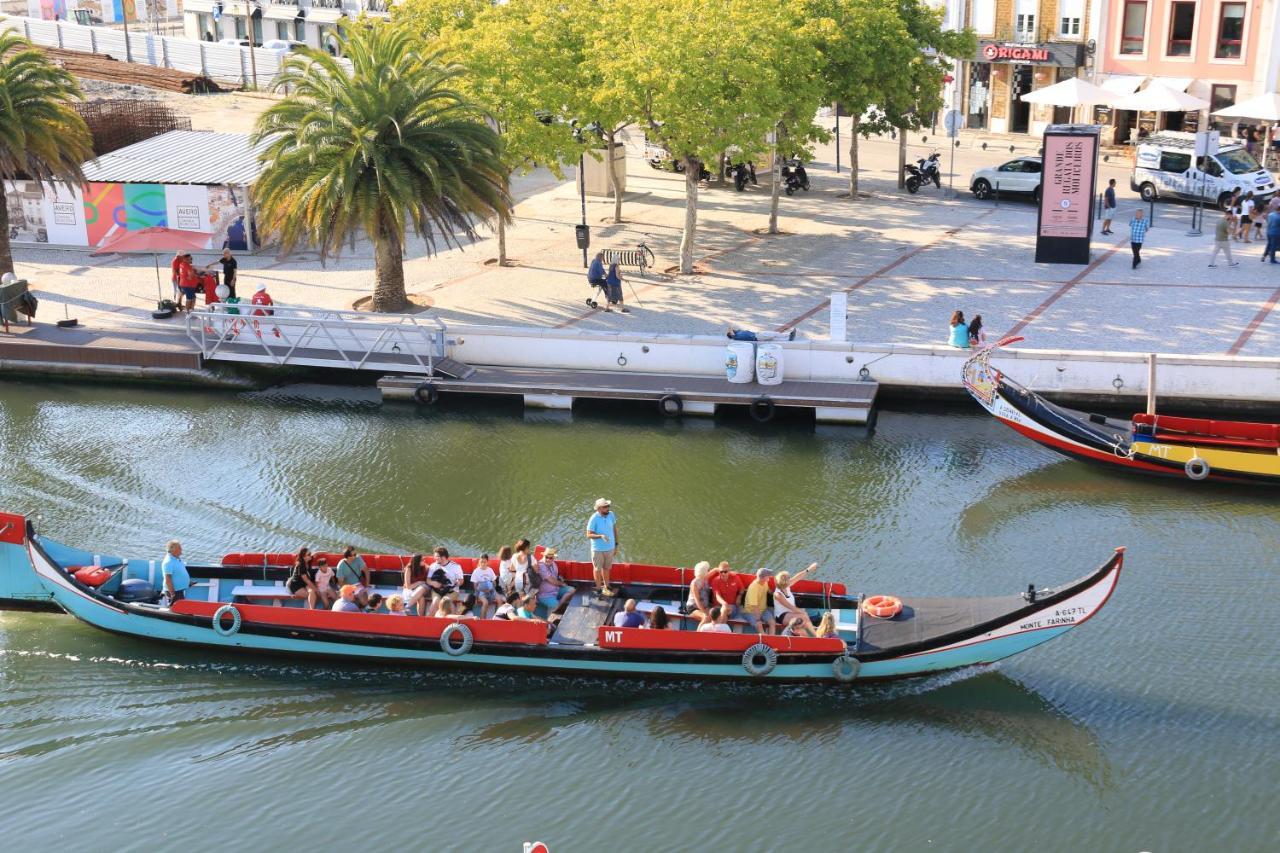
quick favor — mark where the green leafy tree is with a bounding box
[251,22,510,312]
[0,33,93,276]
[763,3,828,234]
[597,0,799,274]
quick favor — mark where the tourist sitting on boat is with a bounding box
[780,615,813,638]
[614,598,645,628]
[773,564,818,635]
[287,546,320,609]
[364,593,384,613]
[332,584,362,613]
[456,593,479,619]
[313,557,338,609]
[742,568,775,635]
[647,605,670,630]
[536,547,575,614]
[403,554,431,616]
[686,561,712,621]
[386,594,410,616]
[493,592,520,620]
[161,539,191,604]
[471,553,501,618]
[336,546,369,606]
[503,539,538,597]
[431,547,465,591]
[814,611,838,639]
[516,593,542,621]
[697,606,732,633]
[709,561,746,630]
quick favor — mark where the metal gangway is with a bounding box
[185,305,452,376]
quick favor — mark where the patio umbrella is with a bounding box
[92,226,214,304]
[1212,93,1280,168]
[1019,77,1116,107]
[1111,82,1210,113]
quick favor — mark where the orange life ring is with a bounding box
[862,595,903,619]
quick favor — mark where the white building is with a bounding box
[181,0,389,52]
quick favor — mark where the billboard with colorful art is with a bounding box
[5,181,254,251]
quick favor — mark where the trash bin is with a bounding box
[756,343,784,386]
[726,341,755,383]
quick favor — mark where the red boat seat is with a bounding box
[1149,431,1280,450]
[1134,413,1280,443]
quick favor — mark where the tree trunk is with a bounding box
[0,191,13,277]
[768,126,782,234]
[897,127,907,189]
[497,217,507,266]
[679,156,699,275]
[371,213,407,312]
[848,116,860,197]
[606,129,623,223]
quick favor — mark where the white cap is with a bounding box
[255,283,267,292]
[594,498,611,509]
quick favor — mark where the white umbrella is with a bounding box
[1212,93,1280,169]
[1112,82,1210,113]
[1019,77,1117,107]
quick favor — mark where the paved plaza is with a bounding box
[10,119,1280,359]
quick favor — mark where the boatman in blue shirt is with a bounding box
[161,539,191,604]
[585,498,619,597]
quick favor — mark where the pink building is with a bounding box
[1096,0,1280,140]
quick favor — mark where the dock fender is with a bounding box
[1185,457,1210,480]
[414,382,440,405]
[440,622,474,656]
[742,642,777,677]
[658,393,683,417]
[212,604,242,637]
[749,395,775,423]
[832,655,860,683]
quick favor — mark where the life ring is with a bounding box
[741,642,777,677]
[440,622,474,656]
[861,595,902,619]
[749,395,776,423]
[832,655,860,683]
[1185,456,1210,481]
[212,604,242,637]
[658,393,683,417]
[414,382,439,405]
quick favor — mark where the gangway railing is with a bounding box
[185,305,447,375]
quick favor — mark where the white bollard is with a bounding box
[829,292,848,342]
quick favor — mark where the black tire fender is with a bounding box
[742,642,778,677]
[658,393,683,417]
[440,622,474,656]
[749,395,776,423]
[414,382,439,405]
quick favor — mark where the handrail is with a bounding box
[183,305,446,375]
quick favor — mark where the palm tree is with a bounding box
[0,33,93,276]
[252,22,511,312]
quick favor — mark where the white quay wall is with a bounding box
[445,325,1280,409]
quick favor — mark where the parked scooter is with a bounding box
[904,151,942,194]
[781,158,809,195]
[725,161,757,191]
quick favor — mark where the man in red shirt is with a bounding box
[708,561,745,632]
[176,254,199,313]
[250,283,273,316]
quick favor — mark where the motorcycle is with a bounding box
[724,161,757,191]
[781,158,809,195]
[904,151,942,194]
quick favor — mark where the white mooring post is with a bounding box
[829,292,848,342]
[1146,353,1157,415]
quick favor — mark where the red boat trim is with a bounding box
[998,416,1172,474]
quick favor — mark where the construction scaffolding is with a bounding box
[76,99,194,157]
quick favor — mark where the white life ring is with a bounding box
[832,655,860,683]
[741,642,777,677]
[212,604,242,637]
[1185,456,1210,481]
[440,622,474,656]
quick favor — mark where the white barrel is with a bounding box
[756,343,784,386]
[726,341,755,383]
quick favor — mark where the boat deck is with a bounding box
[858,594,1025,652]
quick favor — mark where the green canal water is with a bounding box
[0,380,1276,851]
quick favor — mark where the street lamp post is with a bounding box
[245,2,259,90]
[121,0,133,63]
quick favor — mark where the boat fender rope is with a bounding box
[832,655,860,683]
[749,395,776,423]
[741,642,777,677]
[440,622,474,656]
[414,382,440,405]
[1185,457,1210,481]
[212,604,242,637]
[658,393,683,417]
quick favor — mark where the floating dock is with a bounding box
[378,367,878,424]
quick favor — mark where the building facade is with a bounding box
[181,0,390,53]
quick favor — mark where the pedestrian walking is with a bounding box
[1208,211,1240,268]
[1237,193,1255,242]
[1101,179,1116,235]
[1128,209,1149,269]
[1264,207,1280,264]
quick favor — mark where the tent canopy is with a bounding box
[1019,77,1116,107]
[1211,93,1280,122]
[1112,83,1210,113]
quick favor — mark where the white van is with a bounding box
[1132,132,1276,209]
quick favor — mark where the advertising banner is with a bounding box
[1035,127,1100,264]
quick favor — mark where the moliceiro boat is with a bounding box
[0,511,1123,684]
[963,337,1280,486]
